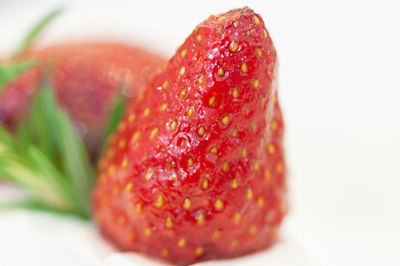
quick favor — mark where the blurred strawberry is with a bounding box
[93,7,286,264]
[0,42,166,155]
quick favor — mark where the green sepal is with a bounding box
[13,8,65,57]
[1,8,64,91]
[0,61,36,89]
[0,131,75,213]
[0,84,94,218]
[52,97,95,215]
[105,95,127,140]
[0,200,89,220]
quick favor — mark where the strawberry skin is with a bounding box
[0,43,166,154]
[0,66,40,127]
[93,7,286,265]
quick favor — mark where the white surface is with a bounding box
[0,209,316,266]
[1,0,400,266]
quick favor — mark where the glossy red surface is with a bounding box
[93,8,287,265]
[0,43,166,154]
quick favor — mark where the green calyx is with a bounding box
[0,61,36,90]
[13,8,65,58]
[0,8,129,219]
[1,8,64,91]
[0,85,94,218]
[0,78,127,219]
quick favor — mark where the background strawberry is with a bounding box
[0,10,166,217]
[0,42,166,155]
[93,7,286,264]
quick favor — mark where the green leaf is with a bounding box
[0,200,53,212]
[0,200,89,219]
[26,146,78,210]
[1,8,64,91]
[0,84,94,218]
[0,61,36,89]
[53,100,94,216]
[17,83,60,161]
[24,85,94,216]
[0,147,72,211]
[13,8,65,57]
[105,95,127,140]
[99,95,127,160]
[0,126,16,151]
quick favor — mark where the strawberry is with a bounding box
[93,7,286,264]
[0,66,40,126]
[0,42,166,155]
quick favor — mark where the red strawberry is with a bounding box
[0,42,166,154]
[93,7,286,265]
[0,66,41,126]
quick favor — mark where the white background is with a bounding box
[1,0,399,266]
